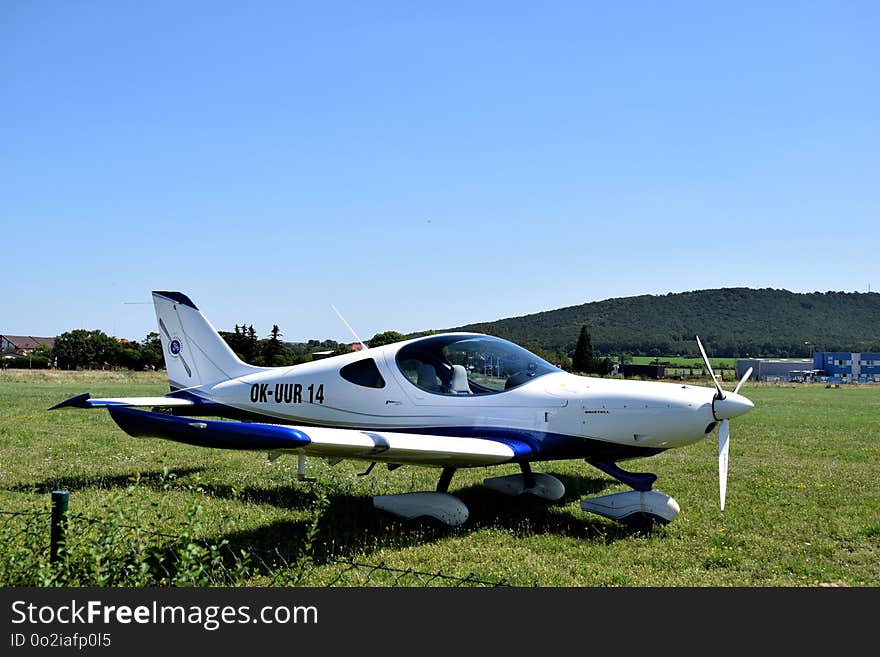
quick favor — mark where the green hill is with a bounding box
[442,288,880,358]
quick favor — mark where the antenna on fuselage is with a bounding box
[331,304,369,351]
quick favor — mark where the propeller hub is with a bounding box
[712,392,754,421]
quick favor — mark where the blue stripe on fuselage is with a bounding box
[150,398,664,462]
[398,425,663,462]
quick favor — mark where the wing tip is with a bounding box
[49,392,92,410]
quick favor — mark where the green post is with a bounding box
[50,490,69,563]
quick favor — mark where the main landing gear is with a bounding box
[372,466,471,526]
[372,463,563,527]
[371,460,680,528]
[580,459,680,526]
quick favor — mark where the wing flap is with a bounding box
[301,427,518,466]
[104,407,524,466]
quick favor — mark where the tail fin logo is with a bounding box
[158,316,192,377]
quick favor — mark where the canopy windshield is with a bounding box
[395,335,559,395]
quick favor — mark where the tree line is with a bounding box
[2,331,164,370]
[6,322,648,376]
[17,325,412,371]
[218,324,349,367]
[218,325,411,366]
[44,330,164,371]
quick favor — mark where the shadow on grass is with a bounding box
[5,468,319,513]
[4,467,205,494]
[193,481,319,513]
[213,469,661,568]
[5,466,669,578]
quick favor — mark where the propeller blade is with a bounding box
[695,335,724,399]
[719,419,730,511]
[733,367,753,395]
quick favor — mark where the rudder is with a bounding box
[152,291,261,390]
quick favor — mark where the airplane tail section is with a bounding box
[152,291,262,390]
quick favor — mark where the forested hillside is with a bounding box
[444,288,880,358]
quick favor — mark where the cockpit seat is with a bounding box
[417,363,440,391]
[449,364,471,394]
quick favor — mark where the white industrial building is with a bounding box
[736,358,814,382]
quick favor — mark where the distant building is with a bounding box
[737,353,880,383]
[0,335,56,356]
[736,358,813,382]
[622,364,666,379]
[813,352,880,383]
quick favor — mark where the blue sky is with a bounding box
[3,1,877,343]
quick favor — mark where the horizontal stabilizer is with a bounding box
[50,393,196,410]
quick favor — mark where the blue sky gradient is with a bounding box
[3,2,877,342]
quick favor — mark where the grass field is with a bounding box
[1,369,878,586]
[630,356,739,368]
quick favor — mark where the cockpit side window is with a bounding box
[395,335,559,396]
[340,358,386,389]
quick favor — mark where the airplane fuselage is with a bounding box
[174,336,744,464]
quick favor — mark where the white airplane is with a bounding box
[52,291,754,527]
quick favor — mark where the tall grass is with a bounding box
[1,370,878,586]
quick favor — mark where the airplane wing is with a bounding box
[104,406,532,467]
[50,392,196,410]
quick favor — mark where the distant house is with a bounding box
[1,335,56,356]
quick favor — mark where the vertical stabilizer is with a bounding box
[152,291,261,390]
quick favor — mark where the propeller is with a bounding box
[696,335,724,400]
[718,419,729,511]
[695,336,754,511]
[733,367,751,395]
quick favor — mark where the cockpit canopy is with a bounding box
[395,334,560,395]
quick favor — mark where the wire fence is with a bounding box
[0,500,511,588]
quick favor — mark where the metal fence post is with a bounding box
[50,490,69,563]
